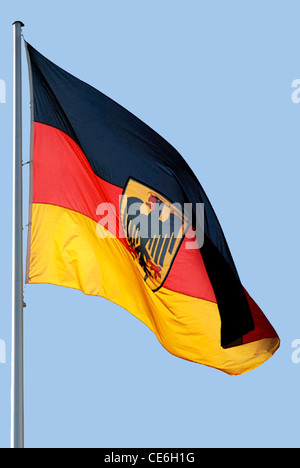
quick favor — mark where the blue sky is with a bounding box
[0,1,300,448]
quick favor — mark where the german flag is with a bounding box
[25,43,279,375]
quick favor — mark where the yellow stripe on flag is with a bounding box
[27,203,279,375]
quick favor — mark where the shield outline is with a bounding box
[120,177,190,292]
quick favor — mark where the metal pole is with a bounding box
[11,20,24,449]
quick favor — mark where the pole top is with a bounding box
[12,21,25,27]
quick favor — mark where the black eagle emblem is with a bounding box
[120,179,188,291]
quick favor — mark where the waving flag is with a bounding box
[25,43,279,375]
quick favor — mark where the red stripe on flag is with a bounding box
[32,122,217,303]
[243,290,278,343]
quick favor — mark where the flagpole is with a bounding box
[11,20,24,449]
